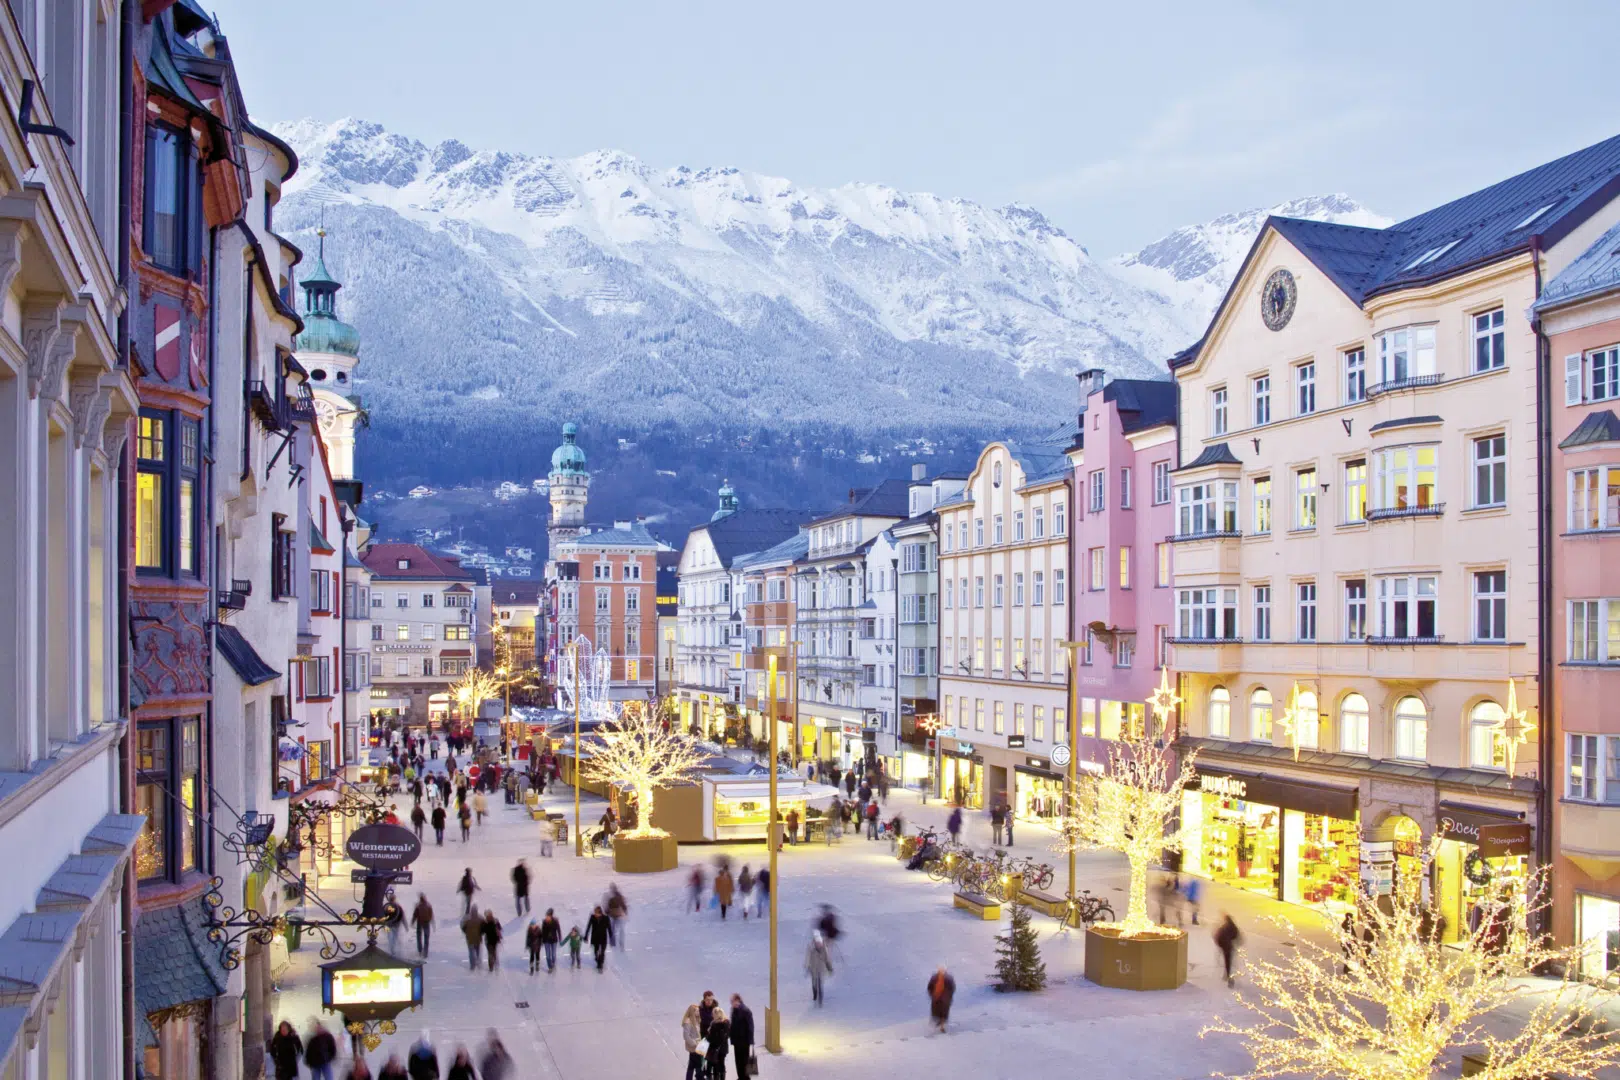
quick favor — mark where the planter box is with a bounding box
[613,832,679,874]
[1083,925,1187,991]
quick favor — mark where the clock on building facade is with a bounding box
[1260,268,1297,331]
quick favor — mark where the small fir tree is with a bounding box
[994,901,1047,992]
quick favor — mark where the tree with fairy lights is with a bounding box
[586,705,708,837]
[448,667,503,720]
[1054,668,1197,937]
[1202,847,1620,1080]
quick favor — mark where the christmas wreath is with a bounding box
[1463,848,1493,886]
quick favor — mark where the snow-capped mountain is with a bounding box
[1111,194,1392,332]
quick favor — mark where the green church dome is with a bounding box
[551,422,587,474]
[295,229,361,358]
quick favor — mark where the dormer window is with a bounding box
[397,559,410,570]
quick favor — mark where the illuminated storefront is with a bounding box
[1431,805,1532,944]
[1577,894,1620,985]
[1013,759,1064,824]
[940,742,983,808]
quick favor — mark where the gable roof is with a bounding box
[361,543,475,581]
[1536,218,1620,311]
[733,530,810,571]
[1175,132,1620,369]
[810,479,911,526]
[565,521,668,551]
[699,509,817,568]
[494,581,543,605]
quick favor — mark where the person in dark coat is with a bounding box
[480,908,503,971]
[946,806,963,844]
[729,994,755,1080]
[445,1047,476,1080]
[268,1020,303,1080]
[927,966,956,1033]
[705,1005,732,1080]
[408,1032,441,1078]
[430,805,447,846]
[457,869,479,916]
[378,1054,408,1080]
[412,893,434,956]
[410,803,427,839]
[526,920,543,974]
[1214,913,1242,986]
[844,771,856,797]
[479,1030,512,1080]
[511,859,531,917]
[585,905,612,970]
[539,908,562,971]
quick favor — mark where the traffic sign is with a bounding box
[1051,744,1072,767]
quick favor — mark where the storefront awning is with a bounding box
[1190,765,1358,820]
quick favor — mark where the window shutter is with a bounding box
[1566,354,1584,406]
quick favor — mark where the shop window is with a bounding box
[1394,696,1429,761]
[1469,701,1507,769]
[1208,687,1231,738]
[1339,693,1369,754]
[1250,689,1273,742]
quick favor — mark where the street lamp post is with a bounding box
[1056,639,1082,926]
[570,641,583,857]
[764,651,782,1053]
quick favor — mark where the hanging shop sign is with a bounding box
[321,943,424,1024]
[1436,804,1532,857]
[345,823,422,873]
[1191,767,1358,820]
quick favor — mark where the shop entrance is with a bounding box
[1578,893,1620,985]
[1014,766,1063,823]
[941,753,982,809]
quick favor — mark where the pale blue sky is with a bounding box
[210,0,1620,256]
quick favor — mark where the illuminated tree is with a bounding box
[448,668,502,719]
[585,705,708,838]
[1054,668,1196,937]
[1202,854,1620,1080]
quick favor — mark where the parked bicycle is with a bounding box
[1071,889,1116,926]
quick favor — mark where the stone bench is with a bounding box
[953,891,1000,920]
[1018,887,1069,920]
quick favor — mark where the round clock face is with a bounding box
[1260,268,1297,332]
[314,397,339,433]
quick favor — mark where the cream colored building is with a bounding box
[1168,134,1620,934]
[936,439,1073,809]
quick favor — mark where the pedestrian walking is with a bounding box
[430,805,446,846]
[729,994,755,1080]
[461,911,483,971]
[410,803,426,839]
[446,1047,475,1080]
[564,924,583,968]
[737,865,755,920]
[386,894,406,954]
[805,931,833,1005]
[457,869,479,917]
[754,867,770,919]
[539,908,561,970]
[688,865,707,913]
[585,905,611,970]
[786,807,800,844]
[605,884,628,949]
[379,1054,408,1080]
[269,1020,303,1080]
[304,1022,338,1080]
[705,1006,732,1080]
[681,1004,704,1080]
[864,801,879,840]
[473,789,488,824]
[946,806,963,845]
[479,1031,512,1080]
[844,771,856,797]
[481,908,502,972]
[526,920,543,974]
[407,1031,439,1080]
[1184,875,1202,925]
[457,803,472,842]
[511,859,531,917]
[926,966,956,1033]
[344,1054,374,1080]
[714,866,735,920]
[1214,913,1242,987]
[412,894,434,956]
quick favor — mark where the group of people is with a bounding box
[269,1023,512,1080]
[687,857,769,920]
[443,866,630,975]
[680,991,754,1080]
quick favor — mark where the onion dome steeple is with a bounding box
[550,422,588,475]
[295,227,361,358]
[712,478,738,521]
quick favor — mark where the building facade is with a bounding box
[892,466,966,788]
[554,522,666,702]
[936,442,1073,810]
[1066,371,1178,801]
[1535,219,1620,982]
[736,531,807,749]
[361,544,478,728]
[1168,136,1620,931]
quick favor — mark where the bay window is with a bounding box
[1375,324,1437,387]
[144,123,197,275]
[1377,575,1438,639]
[1568,598,1620,661]
[1568,466,1620,530]
[135,717,203,882]
[1176,480,1238,536]
[1372,445,1439,514]
[1176,586,1238,640]
[1566,734,1620,802]
[135,412,166,572]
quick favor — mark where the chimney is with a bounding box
[911,462,927,482]
[614,520,631,530]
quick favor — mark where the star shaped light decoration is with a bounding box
[1276,682,1305,762]
[1493,677,1535,778]
[1146,668,1181,738]
[915,713,940,735]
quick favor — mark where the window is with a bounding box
[1032,507,1045,538]
[135,412,166,571]
[1250,689,1273,742]
[1053,569,1066,606]
[974,638,985,670]
[1014,703,1026,737]
[1033,706,1046,742]
[1296,361,1316,415]
[1252,477,1272,534]
[396,659,410,676]
[1116,634,1135,668]
[1211,387,1228,435]
[1571,346,1620,404]
[959,577,968,607]
[1153,461,1171,505]
[419,622,436,640]
[1177,481,1238,536]
[396,623,410,641]
[1156,543,1170,587]
[975,700,985,731]
[1089,470,1105,513]
[1120,467,1133,509]
[1252,374,1271,426]
[1566,734,1620,803]
[1339,693,1369,754]
[310,569,332,613]
[1252,585,1271,642]
[1394,696,1428,761]
[397,592,410,608]
[1473,571,1506,642]
[958,521,969,549]
[1472,435,1506,508]
[1013,572,1025,606]
[1472,308,1505,372]
[1296,582,1317,642]
[1344,348,1366,403]
[1569,466,1620,530]
[992,574,1004,607]
[271,514,295,600]
[370,623,383,642]
[1012,638,1024,672]
[1089,547,1105,590]
[1155,625,1168,668]
[1373,445,1439,512]
[144,124,193,273]
[421,592,434,608]
[1176,587,1238,640]
[1013,511,1025,541]
[1568,598,1620,661]
[974,576,984,607]
[993,702,1005,734]
[1469,701,1508,769]
[1377,575,1438,639]
[1376,325,1437,386]
[1208,687,1231,738]
[1032,571,1045,606]
[1295,468,1317,529]
[1343,459,1367,523]
[134,718,201,882]
[1294,691,1320,750]
[993,515,1004,544]
[1119,547,1131,589]
[178,420,199,575]
[1344,579,1367,641]
[1053,504,1066,535]
[596,589,610,613]
[975,518,984,546]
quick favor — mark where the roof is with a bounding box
[809,478,911,526]
[733,530,810,571]
[1368,414,1444,434]
[309,520,334,554]
[361,543,475,581]
[1537,218,1620,311]
[1176,442,1242,471]
[494,581,543,605]
[1100,377,1179,436]
[1003,437,1075,490]
[1175,132,1620,368]
[564,521,668,551]
[215,626,279,686]
[133,897,229,1047]
[465,567,490,586]
[696,508,817,568]
[1558,409,1620,449]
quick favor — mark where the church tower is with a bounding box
[295,228,363,481]
[548,422,590,556]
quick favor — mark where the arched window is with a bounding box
[1208,687,1231,738]
[1394,696,1428,761]
[1340,693,1369,754]
[1250,688,1273,742]
[1469,700,1507,769]
[1294,690,1320,750]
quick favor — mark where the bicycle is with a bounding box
[1072,889,1115,926]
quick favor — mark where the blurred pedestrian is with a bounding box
[481,908,502,972]
[1001,801,1012,845]
[714,865,735,920]
[844,772,856,797]
[688,865,707,913]
[412,893,434,956]
[586,905,611,970]
[1184,875,1203,925]
[460,911,482,971]
[805,932,832,1005]
[946,806,963,845]
[479,1030,512,1080]
[343,1055,373,1080]
[378,1054,408,1080]
[407,1031,438,1080]
[457,869,479,917]
[606,884,628,949]
[512,859,531,917]
[473,789,489,824]
[927,966,956,1033]
[457,802,472,841]
[564,924,583,968]
[526,920,543,974]
[446,1047,475,1080]
[430,805,446,846]
[304,1021,338,1080]
[269,1020,302,1080]
[737,865,755,920]
[1214,913,1242,987]
[754,867,770,919]
[410,803,426,839]
[786,807,800,844]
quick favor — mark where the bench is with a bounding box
[953,891,1001,920]
[1019,887,1069,920]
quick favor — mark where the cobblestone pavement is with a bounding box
[270,762,1617,1079]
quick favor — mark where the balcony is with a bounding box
[1171,529,1243,543]
[1561,800,1620,865]
[1366,372,1444,397]
[1366,503,1445,522]
[1169,530,1243,580]
[247,381,281,430]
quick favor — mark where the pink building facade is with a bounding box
[1067,370,1179,777]
[1537,220,1620,982]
